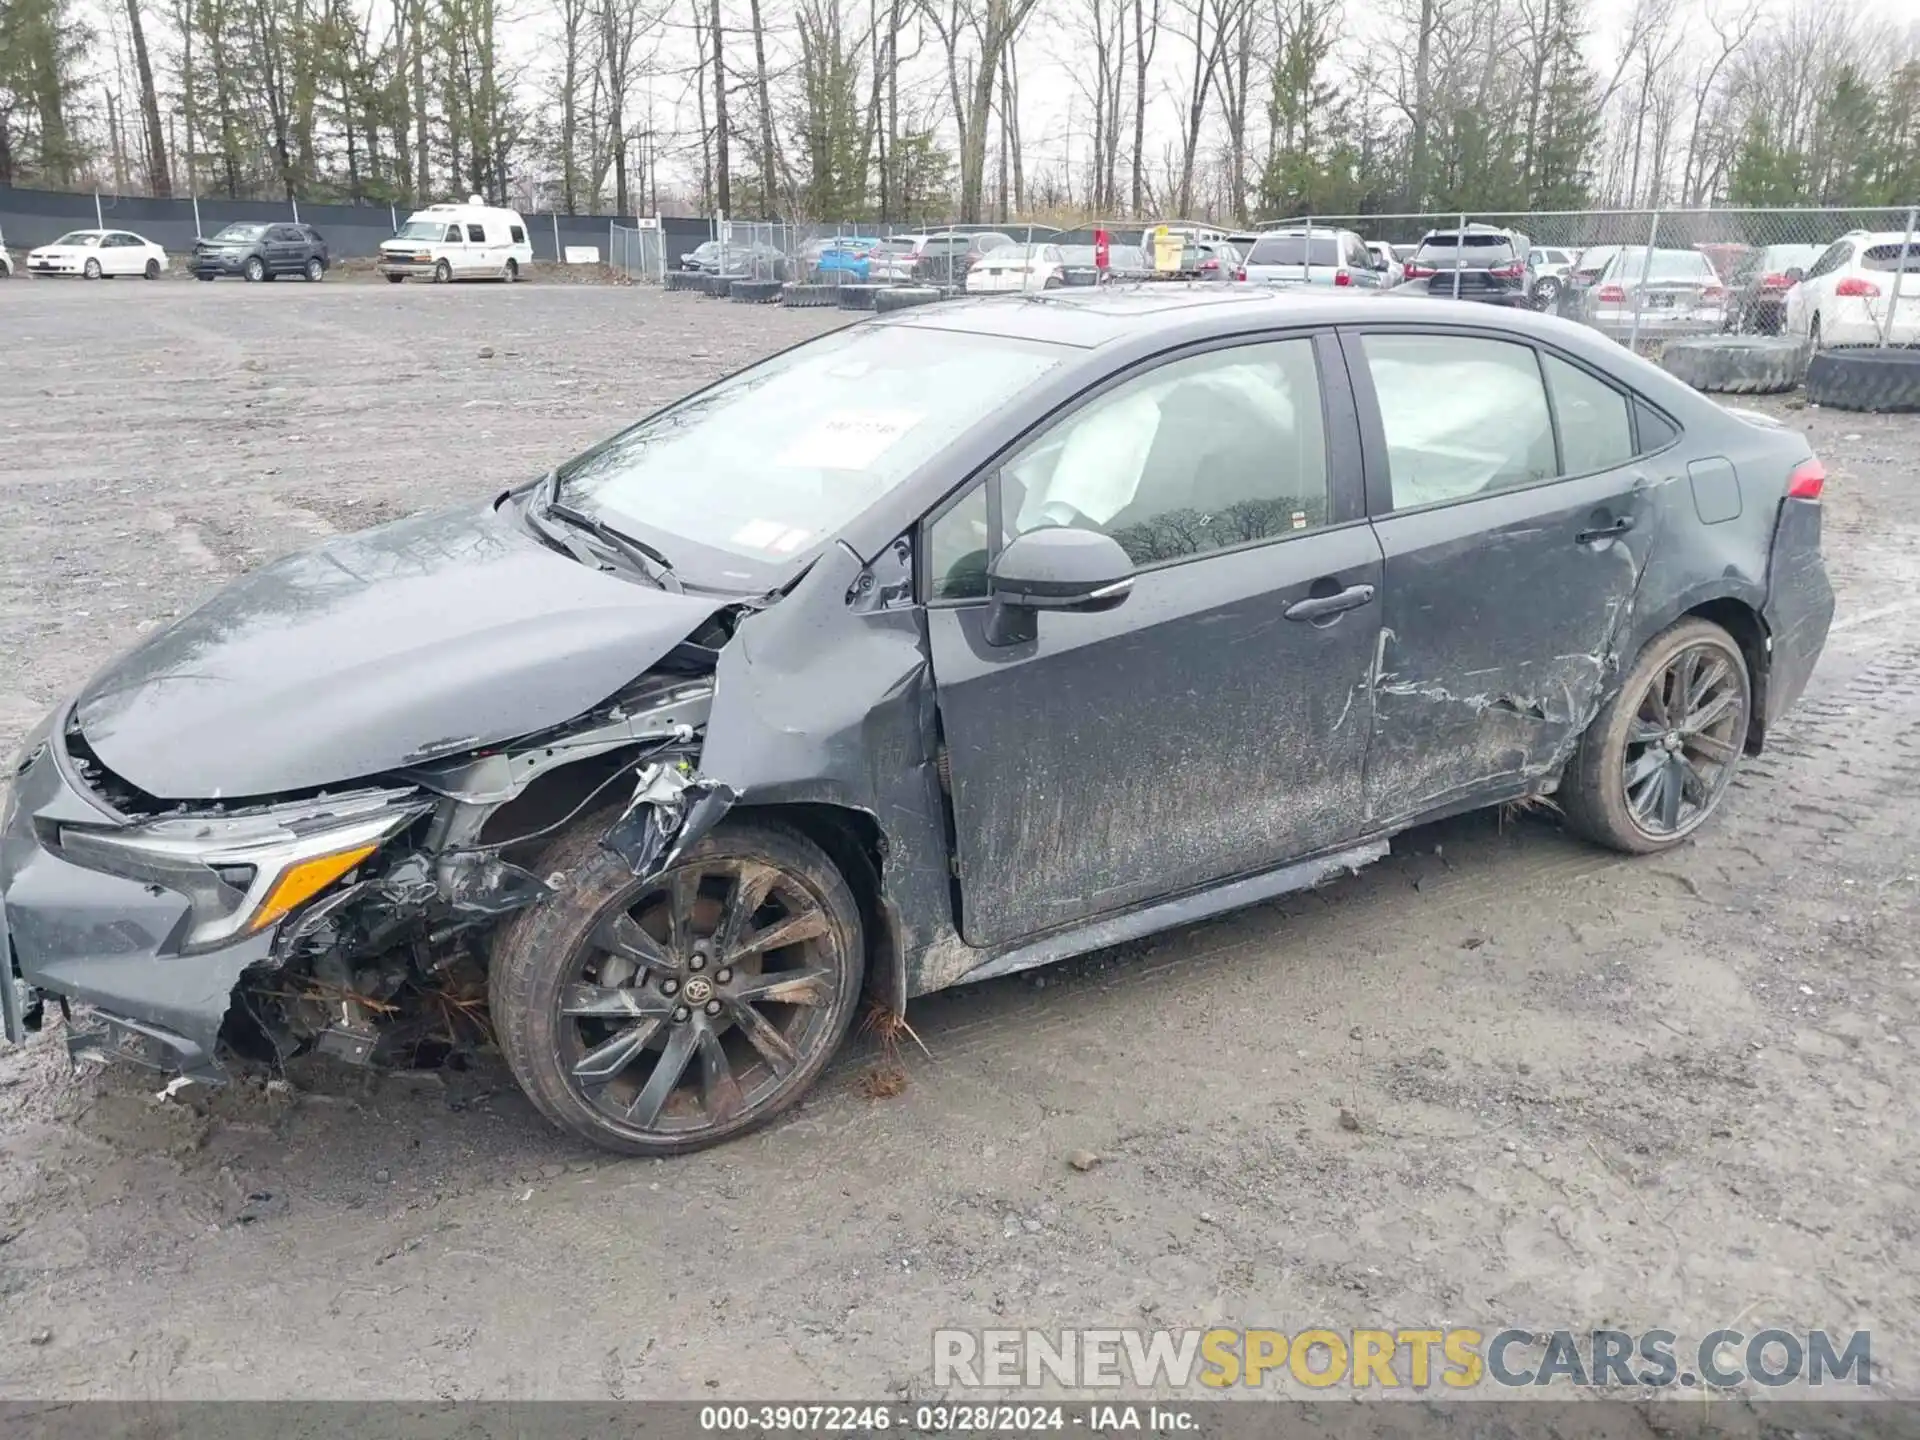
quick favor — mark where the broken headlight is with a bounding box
[58,787,431,952]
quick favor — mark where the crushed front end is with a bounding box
[0,667,719,1082]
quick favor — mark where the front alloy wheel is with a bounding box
[1561,618,1751,854]
[491,818,865,1154]
[244,256,265,282]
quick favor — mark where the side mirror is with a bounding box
[984,528,1134,646]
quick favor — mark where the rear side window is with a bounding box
[510,224,527,244]
[1542,354,1633,475]
[1635,400,1679,452]
[467,223,486,242]
[1861,243,1920,273]
[1361,333,1555,509]
[1248,235,1340,266]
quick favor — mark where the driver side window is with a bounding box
[927,338,1331,600]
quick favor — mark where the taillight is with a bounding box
[1200,258,1219,271]
[1404,262,1434,279]
[1598,283,1626,303]
[1787,458,1825,501]
[1835,276,1881,298]
[1488,262,1524,279]
[1333,269,1352,286]
[1234,268,1247,282]
[1761,272,1792,290]
[1703,284,1725,299]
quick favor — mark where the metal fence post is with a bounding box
[1303,216,1313,284]
[1452,211,1466,299]
[191,192,202,240]
[1629,209,1660,351]
[290,196,300,224]
[1882,205,1916,348]
[94,191,103,229]
[390,204,398,234]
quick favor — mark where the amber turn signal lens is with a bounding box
[249,843,378,932]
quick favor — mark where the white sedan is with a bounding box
[26,229,169,280]
[966,243,1066,293]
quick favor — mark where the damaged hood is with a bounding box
[75,503,729,800]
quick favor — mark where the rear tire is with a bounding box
[385,273,406,284]
[304,257,325,282]
[503,258,519,283]
[1560,618,1751,855]
[143,258,160,280]
[490,817,865,1156]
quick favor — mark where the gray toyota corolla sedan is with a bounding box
[1,288,1834,1154]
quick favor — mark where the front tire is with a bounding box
[384,273,406,284]
[434,258,452,284]
[243,256,265,283]
[491,817,866,1155]
[1560,618,1751,854]
[83,259,102,280]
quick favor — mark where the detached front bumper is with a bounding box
[378,257,440,278]
[191,252,251,276]
[0,715,274,1077]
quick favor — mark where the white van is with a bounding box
[378,196,534,283]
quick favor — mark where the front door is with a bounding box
[925,332,1383,949]
[1343,327,1662,826]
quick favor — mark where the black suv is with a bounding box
[1390,224,1534,305]
[192,223,331,282]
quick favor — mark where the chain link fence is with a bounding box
[1266,206,1920,353]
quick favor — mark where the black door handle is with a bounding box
[1577,515,1636,545]
[1285,583,1376,622]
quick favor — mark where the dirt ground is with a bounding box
[0,281,1915,1403]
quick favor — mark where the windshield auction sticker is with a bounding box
[777,409,923,470]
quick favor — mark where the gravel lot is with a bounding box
[0,282,1916,1402]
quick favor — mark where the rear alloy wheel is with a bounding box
[143,258,160,280]
[305,257,325,282]
[434,258,453,284]
[1561,618,1751,854]
[243,256,266,283]
[503,258,519,283]
[83,258,102,280]
[491,818,865,1155]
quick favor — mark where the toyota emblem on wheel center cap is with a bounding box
[683,978,713,1004]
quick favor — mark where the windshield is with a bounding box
[214,223,267,242]
[1247,235,1340,266]
[53,231,102,247]
[556,327,1066,579]
[1604,249,1717,282]
[396,219,448,241]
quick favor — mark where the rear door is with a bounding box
[265,225,303,273]
[1344,325,1661,826]
[925,331,1383,948]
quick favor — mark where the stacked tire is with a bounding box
[1804,348,1920,413]
[1657,337,1806,396]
